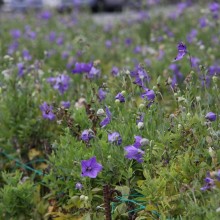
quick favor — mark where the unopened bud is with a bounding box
[137,122,144,130]
[97,108,105,116]
[140,138,149,146]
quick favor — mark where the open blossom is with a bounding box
[131,66,150,87]
[100,106,112,128]
[108,132,122,145]
[47,74,70,94]
[98,88,107,102]
[115,92,125,103]
[81,157,103,178]
[87,66,100,79]
[81,129,94,142]
[17,63,25,77]
[40,102,55,120]
[173,42,187,62]
[205,112,217,121]
[75,182,83,190]
[111,66,119,76]
[141,88,155,101]
[61,101,71,109]
[124,146,145,163]
[72,62,93,74]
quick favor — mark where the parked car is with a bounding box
[1,0,43,12]
[53,0,125,13]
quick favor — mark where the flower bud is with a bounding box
[121,90,126,95]
[140,138,149,146]
[137,122,144,130]
[213,76,218,83]
[84,196,89,202]
[139,103,145,109]
[97,108,105,116]
[80,195,85,201]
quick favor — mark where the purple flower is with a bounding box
[124,38,133,46]
[22,49,32,61]
[98,88,107,102]
[108,132,122,145]
[133,136,142,148]
[124,146,145,163]
[56,36,64,46]
[205,112,217,121]
[169,64,184,87]
[10,29,21,39]
[61,101,71,109]
[173,42,187,62]
[81,129,94,142]
[132,66,150,87]
[40,102,55,120]
[133,45,142,54]
[48,31,56,42]
[72,62,93,74]
[111,66,119,76]
[75,182,83,190]
[81,157,103,178]
[209,2,220,12]
[201,175,215,191]
[105,40,112,48]
[199,17,207,28]
[115,93,125,103]
[87,66,100,79]
[47,74,70,94]
[186,29,198,43]
[136,114,144,124]
[62,51,69,60]
[7,41,19,55]
[40,10,52,20]
[141,88,155,101]
[100,106,111,128]
[17,63,25,77]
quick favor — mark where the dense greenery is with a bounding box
[0,1,220,219]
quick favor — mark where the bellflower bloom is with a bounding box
[132,66,150,87]
[72,62,93,74]
[209,2,219,19]
[124,146,145,163]
[115,93,125,103]
[108,132,122,145]
[199,17,207,28]
[75,182,83,190]
[136,114,144,125]
[40,102,55,120]
[47,74,70,94]
[200,173,215,191]
[141,88,155,101]
[17,63,25,77]
[169,64,183,87]
[173,42,187,62]
[205,112,217,121]
[98,88,107,102]
[133,136,142,148]
[87,66,100,79]
[22,49,32,61]
[81,129,94,142]
[186,29,198,43]
[81,157,103,178]
[61,101,71,109]
[10,29,21,39]
[100,106,111,128]
[7,41,19,55]
[111,66,119,76]
[105,40,112,48]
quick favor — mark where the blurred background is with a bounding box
[0,0,201,13]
